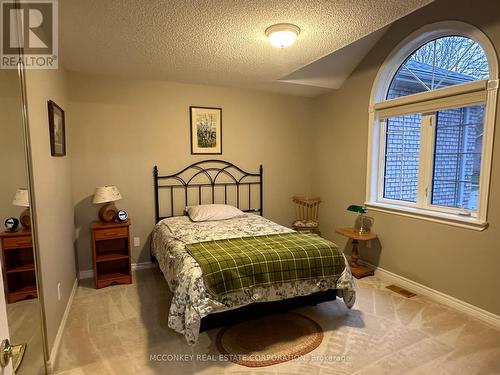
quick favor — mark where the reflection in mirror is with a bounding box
[0,69,46,374]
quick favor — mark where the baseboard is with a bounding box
[362,261,500,330]
[47,278,78,372]
[78,269,93,279]
[78,261,156,280]
[132,261,157,271]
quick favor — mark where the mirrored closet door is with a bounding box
[0,66,47,374]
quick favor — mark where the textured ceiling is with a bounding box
[60,0,432,96]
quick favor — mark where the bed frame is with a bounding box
[152,160,338,331]
[153,159,263,222]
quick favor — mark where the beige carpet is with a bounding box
[53,268,500,374]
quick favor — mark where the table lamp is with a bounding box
[347,204,372,234]
[12,188,31,229]
[92,186,122,222]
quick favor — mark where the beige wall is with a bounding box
[68,73,313,272]
[26,68,77,352]
[0,70,27,224]
[51,0,500,319]
[312,0,500,315]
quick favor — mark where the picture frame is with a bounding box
[48,100,66,156]
[190,106,222,154]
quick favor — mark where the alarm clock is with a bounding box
[117,210,128,222]
[5,217,19,232]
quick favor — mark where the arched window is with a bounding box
[388,36,489,99]
[366,22,498,230]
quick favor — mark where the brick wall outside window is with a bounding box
[384,84,483,209]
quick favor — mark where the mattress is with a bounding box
[151,213,355,345]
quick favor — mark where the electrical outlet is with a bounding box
[133,237,140,247]
[57,282,61,301]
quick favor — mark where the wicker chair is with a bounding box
[292,196,321,235]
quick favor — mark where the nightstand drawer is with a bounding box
[94,227,128,240]
[3,236,32,249]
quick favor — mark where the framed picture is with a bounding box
[48,100,66,156]
[190,106,222,154]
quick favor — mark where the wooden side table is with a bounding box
[91,220,132,289]
[0,229,38,303]
[336,227,377,279]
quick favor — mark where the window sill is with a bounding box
[365,201,488,231]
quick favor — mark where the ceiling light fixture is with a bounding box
[265,23,300,48]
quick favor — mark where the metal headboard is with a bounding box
[153,160,263,222]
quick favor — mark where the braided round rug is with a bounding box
[216,312,323,367]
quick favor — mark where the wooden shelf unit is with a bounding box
[6,263,36,274]
[0,229,38,303]
[91,220,132,289]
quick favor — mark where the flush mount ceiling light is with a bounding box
[265,23,300,48]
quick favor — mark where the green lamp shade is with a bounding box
[347,204,367,214]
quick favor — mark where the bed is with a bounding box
[151,160,356,345]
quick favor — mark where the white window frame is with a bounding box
[366,21,498,231]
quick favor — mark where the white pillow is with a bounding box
[185,204,245,222]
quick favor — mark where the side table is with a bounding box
[336,227,377,279]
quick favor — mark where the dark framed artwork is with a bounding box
[48,100,66,156]
[189,106,222,154]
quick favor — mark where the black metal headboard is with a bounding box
[153,160,263,222]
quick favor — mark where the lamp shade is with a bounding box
[12,188,29,207]
[92,186,122,204]
[347,204,366,214]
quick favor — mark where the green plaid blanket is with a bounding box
[186,232,345,297]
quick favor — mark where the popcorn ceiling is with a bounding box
[60,0,432,97]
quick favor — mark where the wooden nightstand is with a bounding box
[91,220,132,289]
[336,227,378,279]
[0,229,38,303]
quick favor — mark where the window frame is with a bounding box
[377,115,423,208]
[366,21,498,231]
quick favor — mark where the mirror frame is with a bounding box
[11,1,50,371]
[17,61,49,375]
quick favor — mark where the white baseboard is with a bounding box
[132,261,157,271]
[78,261,156,280]
[47,278,78,372]
[364,262,500,330]
[78,269,93,279]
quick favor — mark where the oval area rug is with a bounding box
[216,312,323,367]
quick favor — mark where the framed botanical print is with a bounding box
[190,106,222,154]
[48,100,66,156]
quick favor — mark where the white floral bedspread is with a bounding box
[151,214,355,345]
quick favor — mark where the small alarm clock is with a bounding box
[117,210,128,222]
[5,217,19,232]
